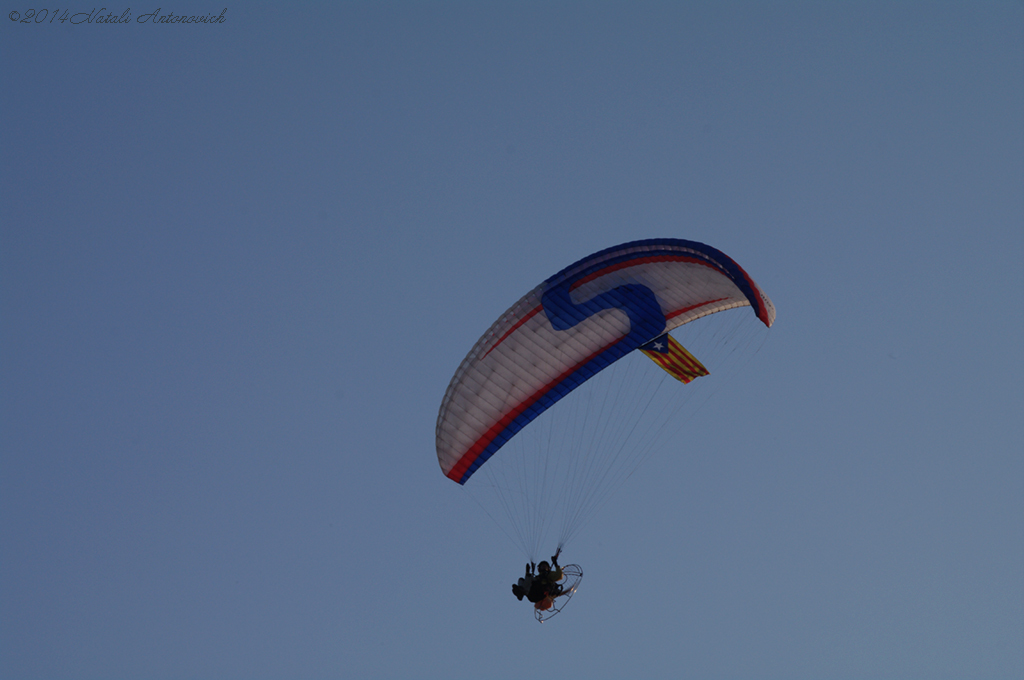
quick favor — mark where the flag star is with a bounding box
[653,342,664,350]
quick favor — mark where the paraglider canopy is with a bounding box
[436,238,775,485]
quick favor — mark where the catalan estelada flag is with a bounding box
[639,333,709,383]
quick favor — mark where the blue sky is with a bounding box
[2,2,1022,678]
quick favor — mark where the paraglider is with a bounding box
[511,548,584,622]
[436,238,775,621]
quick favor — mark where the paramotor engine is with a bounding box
[535,564,583,623]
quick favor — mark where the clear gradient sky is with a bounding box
[2,2,1022,679]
